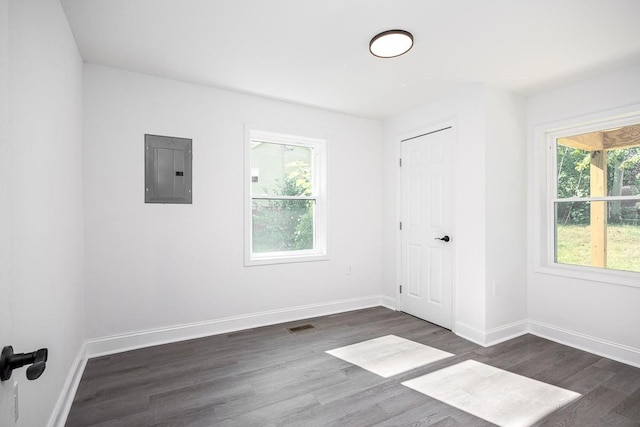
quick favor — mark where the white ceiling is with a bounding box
[60,0,640,119]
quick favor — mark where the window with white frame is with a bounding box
[245,128,327,265]
[547,116,640,276]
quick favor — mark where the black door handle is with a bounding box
[435,235,450,242]
[0,346,48,381]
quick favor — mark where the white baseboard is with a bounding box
[484,320,529,346]
[453,321,487,346]
[455,318,640,368]
[379,295,397,311]
[47,342,87,427]
[528,320,640,369]
[454,321,529,347]
[86,295,385,358]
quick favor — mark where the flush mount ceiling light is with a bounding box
[369,29,414,58]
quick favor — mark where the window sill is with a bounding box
[535,263,640,289]
[245,253,329,267]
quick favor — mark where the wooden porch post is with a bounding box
[590,150,607,268]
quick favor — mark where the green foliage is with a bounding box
[613,148,640,189]
[556,146,591,224]
[556,146,590,199]
[280,161,312,196]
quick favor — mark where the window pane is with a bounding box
[251,142,313,197]
[252,199,314,253]
[555,201,640,272]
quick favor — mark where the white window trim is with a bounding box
[533,107,640,288]
[244,127,328,266]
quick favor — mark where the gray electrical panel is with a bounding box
[145,134,192,204]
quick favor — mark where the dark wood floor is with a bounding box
[65,307,640,426]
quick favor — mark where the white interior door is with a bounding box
[400,127,453,329]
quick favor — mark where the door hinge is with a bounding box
[399,221,402,230]
[399,285,402,293]
[399,158,402,167]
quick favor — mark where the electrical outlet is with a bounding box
[492,281,497,297]
[346,264,353,275]
[13,380,18,422]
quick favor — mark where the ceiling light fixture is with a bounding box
[369,29,413,58]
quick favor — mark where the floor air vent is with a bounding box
[287,324,315,333]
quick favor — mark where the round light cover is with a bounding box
[369,30,413,58]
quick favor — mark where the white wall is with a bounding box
[82,64,383,345]
[1,0,85,426]
[484,87,527,333]
[382,85,527,344]
[527,64,640,361]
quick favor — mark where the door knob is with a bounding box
[435,235,450,242]
[0,346,48,381]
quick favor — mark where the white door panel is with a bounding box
[401,127,453,329]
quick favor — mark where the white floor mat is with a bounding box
[326,335,454,378]
[402,359,581,427]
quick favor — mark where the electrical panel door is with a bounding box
[145,134,192,204]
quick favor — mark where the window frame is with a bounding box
[244,127,328,266]
[534,109,640,288]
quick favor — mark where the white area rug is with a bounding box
[402,359,581,427]
[325,335,454,378]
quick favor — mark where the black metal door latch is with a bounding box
[0,346,48,381]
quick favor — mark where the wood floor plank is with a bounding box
[534,385,628,426]
[613,387,640,423]
[65,307,640,426]
[607,365,640,395]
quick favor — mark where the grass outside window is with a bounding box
[556,224,640,272]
